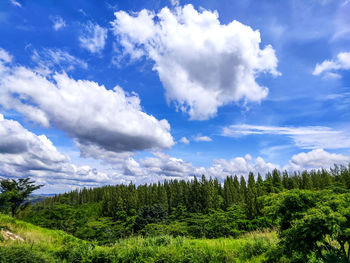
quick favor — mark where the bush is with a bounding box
[0,245,56,263]
[56,242,96,262]
[240,236,271,260]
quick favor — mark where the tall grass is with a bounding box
[0,214,277,262]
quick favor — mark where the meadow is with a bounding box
[0,213,277,263]
[1,166,350,262]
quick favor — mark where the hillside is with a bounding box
[9,167,350,262]
[0,213,277,263]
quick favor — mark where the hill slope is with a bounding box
[0,213,277,262]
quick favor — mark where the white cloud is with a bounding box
[122,149,350,182]
[169,0,179,7]
[111,4,280,120]
[313,52,350,77]
[31,48,87,73]
[1,118,348,190]
[193,134,212,142]
[206,155,279,179]
[138,152,198,179]
[222,124,350,149]
[76,142,134,164]
[285,149,350,171]
[0,48,13,63]
[179,136,189,144]
[111,151,279,182]
[0,114,111,190]
[332,2,350,40]
[51,16,66,31]
[322,72,341,80]
[0,53,174,161]
[91,152,201,185]
[10,0,21,7]
[79,22,108,53]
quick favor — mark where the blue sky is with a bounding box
[0,0,349,193]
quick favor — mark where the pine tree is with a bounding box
[246,172,257,219]
[301,171,313,189]
[233,176,240,203]
[272,169,283,192]
[239,176,247,204]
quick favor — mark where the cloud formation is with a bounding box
[111,4,280,120]
[222,124,350,149]
[0,114,111,189]
[0,52,174,161]
[1,116,348,191]
[10,0,21,8]
[126,149,350,183]
[286,149,350,171]
[179,137,190,144]
[138,152,199,179]
[193,135,212,142]
[0,48,13,63]
[51,16,66,31]
[79,22,108,53]
[206,154,279,179]
[31,48,87,73]
[313,52,350,78]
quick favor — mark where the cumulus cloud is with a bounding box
[0,53,174,161]
[139,152,198,178]
[0,114,111,189]
[1,117,348,190]
[193,134,212,142]
[51,16,66,31]
[313,52,350,78]
[31,48,87,73]
[222,124,350,149]
[206,154,280,179]
[111,4,280,120]
[115,152,279,182]
[285,149,350,171]
[0,48,13,63]
[120,149,350,182]
[79,22,108,53]
[179,136,190,144]
[93,152,201,185]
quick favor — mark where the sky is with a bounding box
[0,0,349,193]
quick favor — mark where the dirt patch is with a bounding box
[1,229,24,242]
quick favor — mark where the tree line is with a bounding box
[6,165,349,261]
[38,165,349,219]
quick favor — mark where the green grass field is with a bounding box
[0,213,278,262]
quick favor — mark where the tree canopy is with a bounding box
[0,178,43,216]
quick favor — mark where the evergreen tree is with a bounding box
[272,169,283,192]
[239,176,247,204]
[301,171,313,189]
[246,173,257,219]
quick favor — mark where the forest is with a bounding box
[1,165,350,262]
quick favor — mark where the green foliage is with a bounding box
[0,245,56,263]
[240,235,272,260]
[0,212,278,263]
[134,204,168,232]
[6,164,350,262]
[0,178,43,216]
[265,190,350,262]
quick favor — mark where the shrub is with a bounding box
[240,236,271,260]
[0,245,56,263]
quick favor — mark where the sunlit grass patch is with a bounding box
[0,213,277,262]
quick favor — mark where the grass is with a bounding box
[0,213,81,245]
[0,213,278,262]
